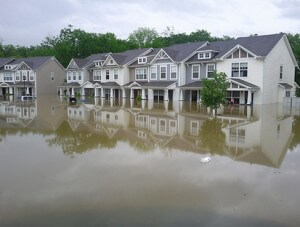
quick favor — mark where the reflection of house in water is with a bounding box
[0,100,37,127]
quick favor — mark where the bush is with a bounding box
[136,95,142,101]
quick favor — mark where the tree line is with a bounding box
[0,25,299,82]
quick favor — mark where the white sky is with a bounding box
[0,0,299,46]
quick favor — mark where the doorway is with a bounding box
[168,90,173,101]
[191,90,197,102]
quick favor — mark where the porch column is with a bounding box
[71,87,75,97]
[179,89,184,101]
[26,87,29,95]
[142,88,146,100]
[130,88,134,99]
[247,90,252,105]
[9,87,13,95]
[110,88,114,99]
[148,89,154,100]
[95,88,99,97]
[101,88,105,98]
[81,87,85,96]
[122,88,127,98]
[164,89,169,101]
[197,90,200,102]
[59,87,63,96]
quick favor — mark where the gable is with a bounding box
[16,62,32,71]
[103,55,118,66]
[67,59,79,69]
[223,45,256,60]
[150,49,174,64]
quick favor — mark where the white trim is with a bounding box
[135,67,148,81]
[231,62,248,78]
[220,45,258,60]
[182,41,209,62]
[150,66,157,80]
[150,49,175,64]
[138,57,147,64]
[14,61,32,71]
[160,65,167,80]
[102,55,119,67]
[282,35,298,67]
[192,64,200,80]
[125,48,153,66]
[206,63,215,78]
[170,65,177,80]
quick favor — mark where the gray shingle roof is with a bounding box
[180,81,203,88]
[0,58,14,67]
[195,33,285,60]
[0,56,53,70]
[74,53,108,68]
[110,48,150,65]
[230,78,259,88]
[279,83,293,89]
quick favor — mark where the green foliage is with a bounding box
[199,118,225,154]
[128,27,159,48]
[295,87,300,97]
[201,71,228,110]
[136,95,142,102]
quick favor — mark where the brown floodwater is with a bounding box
[0,96,300,227]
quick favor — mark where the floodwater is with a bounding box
[0,96,300,227]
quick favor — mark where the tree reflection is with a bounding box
[199,118,226,155]
[289,116,300,151]
[46,121,117,156]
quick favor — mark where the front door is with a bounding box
[191,90,197,102]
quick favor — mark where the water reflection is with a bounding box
[0,97,297,168]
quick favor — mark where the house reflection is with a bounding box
[0,97,296,168]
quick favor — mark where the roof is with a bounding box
[0,58,14,67]
[99,82,120,87]
[61,82,81,87]
[73,53,108,68]
[230,78,259,88]
[123,81,176,88]
[0,56,54,71]
[110,48,150,65]
[180,81,203,88]
[186,33,285,62]
[279,83,293,89]
[13,82,35,87]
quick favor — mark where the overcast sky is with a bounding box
[0,0,299,46]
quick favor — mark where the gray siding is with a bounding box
[36,59,65,96]
[185,63,210,84]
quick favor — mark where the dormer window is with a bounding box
[110,60,114,64]
[138,57,147,64]
[95,62,102,67]
[198,52,211,59]
[4,65,12,70]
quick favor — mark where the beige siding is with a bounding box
[36,58,65,96]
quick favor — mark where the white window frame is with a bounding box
[206,64,215,78]
[73,71,76,80]
[138,57,147,64]
[150,66,157,80]
[231,62,248,78]
[159,119,166,134]
[106,69,110,80]
[4,65,12,70]
[114,68,118,80]
[150,118,157,133]
[93,70,101,81]
[192,65,200,80]
[50,72,55,82]
[280,65,283,80]
[15,72,20,81]
[190,121,199,136]
[135,68,147,80]
[198,52,211,59]
[170,65,177,80]
[169,120,177,135]
[160,66,167,80]
[29,71,35,81]
[78,71,82,81]
[67,71,71,81]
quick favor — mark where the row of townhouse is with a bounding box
[0,56,65,98]
[59,33,298,105]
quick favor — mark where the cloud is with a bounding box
[0,0,299,46]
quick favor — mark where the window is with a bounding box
[106,70,110,80]
[240,63,248,77]
[207,64,215,78]
[170,65,177,79]
[110,60,114,64]
[280,65,283,80]
[231,63,239,77]
[78,71,82,80]
[138,57,147,64]
[67,72,71,81]
[93,70,101,81]
[160,66,167,79]
[73,71,76,80]
[198,52,210,59]
[159,119,166,133]
[114,68,118,80]
[4,72,13,81]
[30,72,34,81]
[192,65,200,79]
[15,72,20,81]
[286,90,290,97]
[4,65,12,70]
[190,121,199,136]
[150,66,157,80]
[22,72,27,81]
[95,61,101,67]
[136,68,147,80]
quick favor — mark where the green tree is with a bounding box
[199,118,226,154]
[128,27,159,48]
[201,71,228,113]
